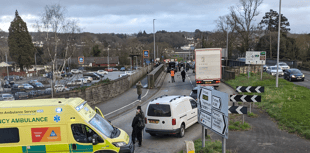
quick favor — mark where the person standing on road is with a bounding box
[181,69,186,82]
[137,106,145,142]
[170,69,175,83]
[132,110,144,147]
[136,81,142,101]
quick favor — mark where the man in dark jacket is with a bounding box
[132,110,143,147]
[181,70,186,82]
[136,81,142,101]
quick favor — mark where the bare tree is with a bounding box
[228,0,263,53]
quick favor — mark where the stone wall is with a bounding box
[36,65,153,105]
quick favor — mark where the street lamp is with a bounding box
[153,19,156,63]
[276,0,282,88]
[108,48,110,69]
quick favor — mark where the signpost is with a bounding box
[143,50,149,58]
[246,51,266,80]
[233,86,264,113]
[197,86,228,153]
[78,56,84,64]
[236,86,264,93]
[228,106,247,114]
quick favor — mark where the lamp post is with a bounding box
[153,19,156,63]
[108,48,110,70]
[276,0,282,88]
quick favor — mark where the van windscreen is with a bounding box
[147,104,171,117]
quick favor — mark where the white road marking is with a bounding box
[103,89,149,116]
[186,73,193,87]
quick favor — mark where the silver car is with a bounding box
[1,94,15,101]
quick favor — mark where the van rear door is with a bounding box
[146,104,172,130]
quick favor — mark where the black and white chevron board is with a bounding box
[236,86,264,93]
[230,95,261,102]
[228,106,247,114]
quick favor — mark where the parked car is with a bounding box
[33,82,44,88]
[145,95,197,137]
[112,67,118,71]
[119,74,128,78]
[125,71,134,76]
[28,90,38,98]
[284,69,305,82]
[275,62,290,71]
[84,73,101,80]
[14,92,28,100]
[36,90,45,96]
[120,67,126,71]
[55,84,65,92]
[23,83,34,90]
[83,76,93,83]
[71,69,80,74]
[76,78,87,84]
[105,68,113,72]
[189,87,198,100]
[266,66,284,76]
[44,88,52,95]
[61,72,73,77]
[263,65,269,72]
[0,94,15,101]
[78,67,85,73]
[3,83,11,88]
[29,80,39,86]
[94,72,105,77]
[97,70,108,75]
[11,84,26,93]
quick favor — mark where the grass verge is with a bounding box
[179,138,232,153]
[226,72,310,140]
[248,112,258,118]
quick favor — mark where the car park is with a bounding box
[14,92,28,100]
[22,83,34,90]
[284,69,305,82]
[28,90,38,98]
[0,94,15,101]
[97,70,108,75]
[145,95,198,137]
[61,72,73,77]
[266,66,284,76]
[71,69,80,74]
[120,67,126,71]
[125,71,134,76]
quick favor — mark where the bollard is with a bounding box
[183,140,195,153]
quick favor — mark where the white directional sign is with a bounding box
[246,51,266,65]
[197,86,229,139]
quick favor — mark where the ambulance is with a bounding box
[0,98,134,153]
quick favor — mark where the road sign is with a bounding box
[246,51,266,65]
[198,86,228,139]
[78,56,84,64]
[230,95,261,102]
[228,106,247,114]
[143,50,149,58]
[236,86,264,93]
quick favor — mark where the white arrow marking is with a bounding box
[251,95,257,102]
[236,86,242,92]
[246,86,251,93]
[228,106,231,114]
[255,86,261,93]
[230,95,236,102]
[241,95,247,102]
[236,106,242,114]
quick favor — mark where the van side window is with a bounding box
[0,128,20,143]
[71,124,103,143]
[190,100,197,109]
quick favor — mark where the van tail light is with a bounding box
[145,118,147,124]
[216,80,220,83]
[172,118,176,125]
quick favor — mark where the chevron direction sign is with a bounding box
[197,86,229,139]
[236,86,264,93]
[228,106,247,114]
[230,95,261,102]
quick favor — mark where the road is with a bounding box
[290,70,310,89]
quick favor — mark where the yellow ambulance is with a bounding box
[0,97,134,153]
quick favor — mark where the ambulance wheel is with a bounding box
[177,124,185,138]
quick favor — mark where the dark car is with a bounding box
[94,72,104,77]
[84,73,101,80]
[284,69,305,82]
[3,83,11,88]
[120,67,126,71]
[61,72,73,77]
[37,90,45,96]
[14,92,28,100]
[190,87,198,100]
[28,90,38,98]
[11,84,26,93]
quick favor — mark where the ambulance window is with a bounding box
[71,124,103,143]
[0,128,20,143]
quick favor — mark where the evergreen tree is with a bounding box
[8,10,35,71]
[92,45,101,57]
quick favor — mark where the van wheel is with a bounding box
[149,133,156,136]
[178,124,185,138]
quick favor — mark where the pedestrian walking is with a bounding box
[137,105,145,141]
[131,110,144,147]
[136,81,142,101]
[170,69,175,83]
[181,70,186,82]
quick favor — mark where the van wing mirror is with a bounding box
[95,107,104,118]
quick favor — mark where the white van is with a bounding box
[145,95,198,137]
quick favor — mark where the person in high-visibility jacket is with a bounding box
[170,69,175,83]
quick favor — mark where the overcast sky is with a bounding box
[0,0,309,34]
